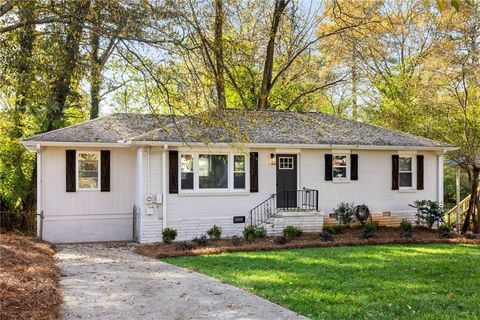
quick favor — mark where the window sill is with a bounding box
[332,179,349,183]
[398,188,417,193]
[177,191,251,197]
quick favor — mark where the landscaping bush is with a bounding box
[322,225,343,235]
[230,235,242,246]
[273,235,288,245]
[409,200,444,229]
[361,221,379,239]
[207,225,222,240]
[243,226,267,241]
[192,234,209,246]
[400,219,413,237]
[282,225,302,241]
[438,224,452,238]
[319,231,333,242]
[334,202,355,226]
[162,227,177,243]
[175,241,196,251]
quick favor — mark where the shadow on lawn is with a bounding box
[167,244,480,319]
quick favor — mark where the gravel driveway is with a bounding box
[56,243,307,320]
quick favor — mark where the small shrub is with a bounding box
[438,224,452,238]
[361,222,379,239]
[273,235,288,245]
[175,241,195,251]
[319,231,333,242]
[322,225,343,235]
[334,202,355,226]
[243,226,267,242]
[192,234,209,246]
[162,227,177,244]
[400,219,413,237]
[410,200,444,229]
[230,235,242,246]
[282,225,302,241]
[207,225,222,240]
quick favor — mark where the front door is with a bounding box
[276,154,297,208]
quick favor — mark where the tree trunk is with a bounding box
[257,0,289,110]
[89,19,101,119]
[214,0,226,109]
[462,167,479,233]
[46,0,90,131]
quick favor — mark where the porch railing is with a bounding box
[247,188,319,227]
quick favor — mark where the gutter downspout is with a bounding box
[438,152,444,207]
[162,144,168,229]
[36,144,42,239]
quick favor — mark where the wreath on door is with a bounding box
[354,204,371,225]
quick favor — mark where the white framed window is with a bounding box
[278,157,294,170]
[179,152,249,192]
[399,156,413,188]
[234,155,246,189]
[332,154,348,181]
[180,154,194,190]
[77,152,100,191]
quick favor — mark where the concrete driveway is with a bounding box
[56,243,307,320]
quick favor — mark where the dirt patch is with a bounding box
[135,227,480,259]
[0,232,61,320]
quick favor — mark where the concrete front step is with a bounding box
[261,211,325,236]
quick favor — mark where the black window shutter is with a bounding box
[392,155,399,190]
[417,155,424,190]
[66,150,76,192]
[325,154,333,181]
[250,152,258,192]
[101,150,111,192]
[351,154,358,180]
[169,151,178,194]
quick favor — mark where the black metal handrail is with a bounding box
[247,188,318,226]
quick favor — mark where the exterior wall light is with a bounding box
[270,153,276,166]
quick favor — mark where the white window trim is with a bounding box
[332,154,350,183]
[178,152,249,193]
[233,154,247,189]
[76,151,101,191]
[278,156,294,170]
[399,155,416,190]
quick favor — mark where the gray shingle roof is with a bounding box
[24,110,452,148]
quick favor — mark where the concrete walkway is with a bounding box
[56,243,308,320]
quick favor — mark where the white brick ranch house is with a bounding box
[22,110,454,243]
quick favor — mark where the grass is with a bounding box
[165,244,480,319]
[0,232,61,320]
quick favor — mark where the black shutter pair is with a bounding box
[325,154,358,181]
[66,150,110,192]
[168,151,259,193]
[392,155,424,190]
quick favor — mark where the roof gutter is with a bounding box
[20,139,457,152]
[129,140,458,152]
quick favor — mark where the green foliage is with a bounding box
[410,200,444,229]
[334,202,355,226]
[400,219,413,237]
[166,244,480,320]
[282,226,302,241]
[322,225,343,235]
[438,224,452,238]
[319,231,333,241]
[207,225,222,240]
[243,226,267,242]
[361,222,379,239]
[162,228,177,244]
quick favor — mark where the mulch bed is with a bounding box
[0,231,61,320]
[135,227,480,259]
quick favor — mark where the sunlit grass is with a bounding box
[165,244,480,319]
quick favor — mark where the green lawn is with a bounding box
[165,244,480,319]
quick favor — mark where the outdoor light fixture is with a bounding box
[270,153,276,166]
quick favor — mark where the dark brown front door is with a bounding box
[276,154,297,208]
